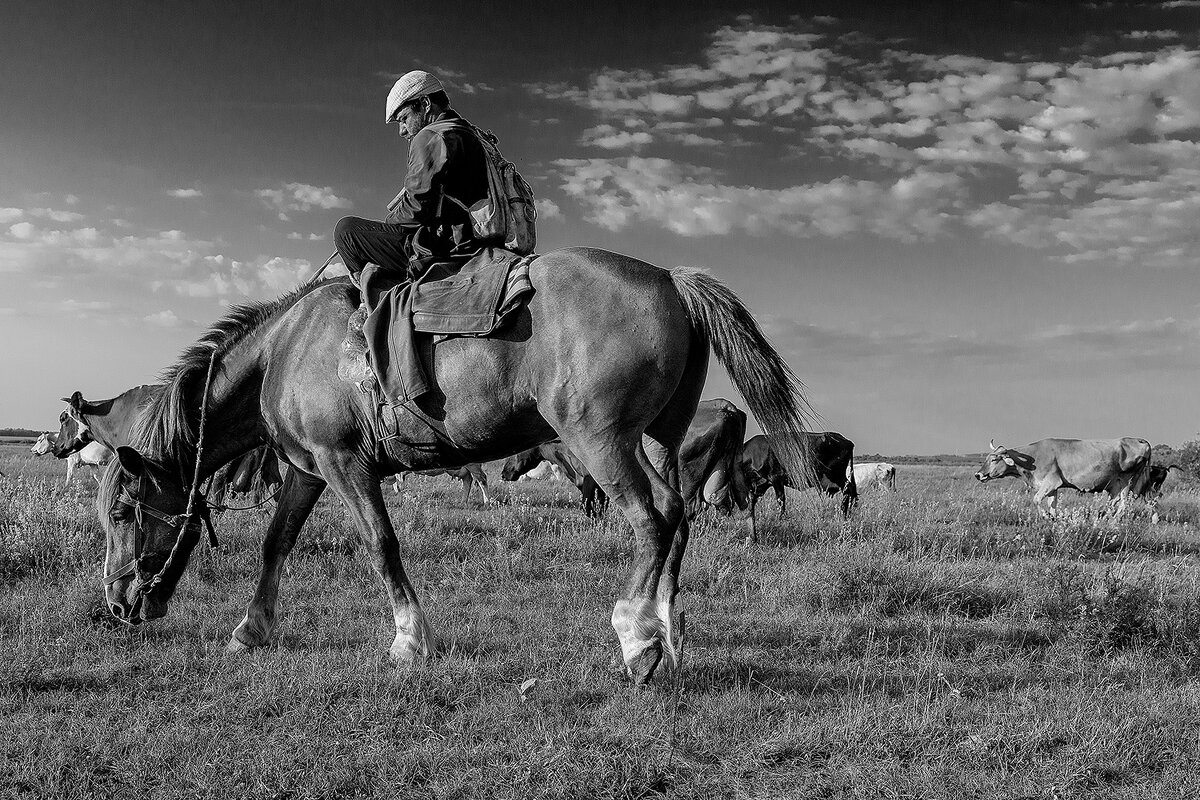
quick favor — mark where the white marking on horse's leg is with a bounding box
[655,596,679,673]
[389,604,434,664]
[611,598,666,681]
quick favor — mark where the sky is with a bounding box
[4,0,1200,454]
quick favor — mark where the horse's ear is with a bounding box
[116,446,146,478]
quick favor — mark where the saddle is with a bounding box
[339,248,535,407]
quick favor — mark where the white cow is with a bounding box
[853,462,897,492]
[384,463,490,504]
[518,461,566,482]
[30,432,56,455]
[31,432,111,484]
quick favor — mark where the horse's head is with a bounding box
[52,392,93,457]
[99,446,204,625]
[501,447,543,481]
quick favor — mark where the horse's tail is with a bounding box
[668,266,816,486]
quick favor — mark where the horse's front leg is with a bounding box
[227,469,327,652]
[318,454,434,663]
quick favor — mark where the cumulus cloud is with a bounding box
[145,310,181,327]
[9,222,35,240]
[535,198,563,220]
[0,209,21,224]
[255,182,352,221]
[57,299,112,313]
[168,188,203,199]
[765,313,1200,375]
[31,208,84,223]
[534,20,1200,267]
[557,157,964,240]
[169,255,332,299]
[0,202,329,302]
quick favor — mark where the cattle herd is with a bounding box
[30,394,1178,531]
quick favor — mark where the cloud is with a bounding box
[0,201,327,301]
[287,231,327,241]
[556,157,964,240]
[764,313,1200,377]
[535,198,562,220]
[57,299,113,313]
[255,182,352,221]
[31,208,84,223]
[169,255,335,299]
[9,222,35,240]
[529,21,1200,266]
[145,310,181,327]
[0,209,21,224]
[168,188,203,199]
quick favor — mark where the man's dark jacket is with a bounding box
[385,109,490,258]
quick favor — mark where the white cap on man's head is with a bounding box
[386,70,445,122]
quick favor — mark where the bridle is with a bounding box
[103,348,221,603]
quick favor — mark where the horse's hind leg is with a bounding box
[567,435,684,684]
[228,468,327,652]
[641,437,690,671]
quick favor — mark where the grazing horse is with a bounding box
[96,247,812,684]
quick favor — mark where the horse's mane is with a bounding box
[130,279,341,464]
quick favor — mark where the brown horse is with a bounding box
[97,247,812,684]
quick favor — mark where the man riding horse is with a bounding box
[333,70,505,285]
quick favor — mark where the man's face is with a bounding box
[394,99,426,141]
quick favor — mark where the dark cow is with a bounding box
[52,385,162,457]
[741,431,858,525]
[208,446,284,510]
[385,464,490,504]
[1134,463,1183,523]
[679,399,750,517]
[974,438,1152,518]
[501,442,608,517]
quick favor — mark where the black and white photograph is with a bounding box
[3,1,1200,797]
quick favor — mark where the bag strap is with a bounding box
[424,119,505,215]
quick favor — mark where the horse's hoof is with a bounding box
[389,633,433,665]
[625,640,663,686]
[225,636,253,654]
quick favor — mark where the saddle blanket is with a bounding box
[344,248,535,405]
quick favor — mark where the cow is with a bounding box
[853,462,897,493]
[31,431,111,484]
[974,438,1152,518]
[678,398,750,516]
[30,432,55,456]
[384,464,490,504]
[741,431,858,524]
[501,442,608,517]
[52,385,162,457]
[1134,463,1183,524]
[519,461,565,482]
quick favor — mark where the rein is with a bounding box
[104,347,220,596]
[204,484,283,513]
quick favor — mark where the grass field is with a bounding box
[4,442,1200,799]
